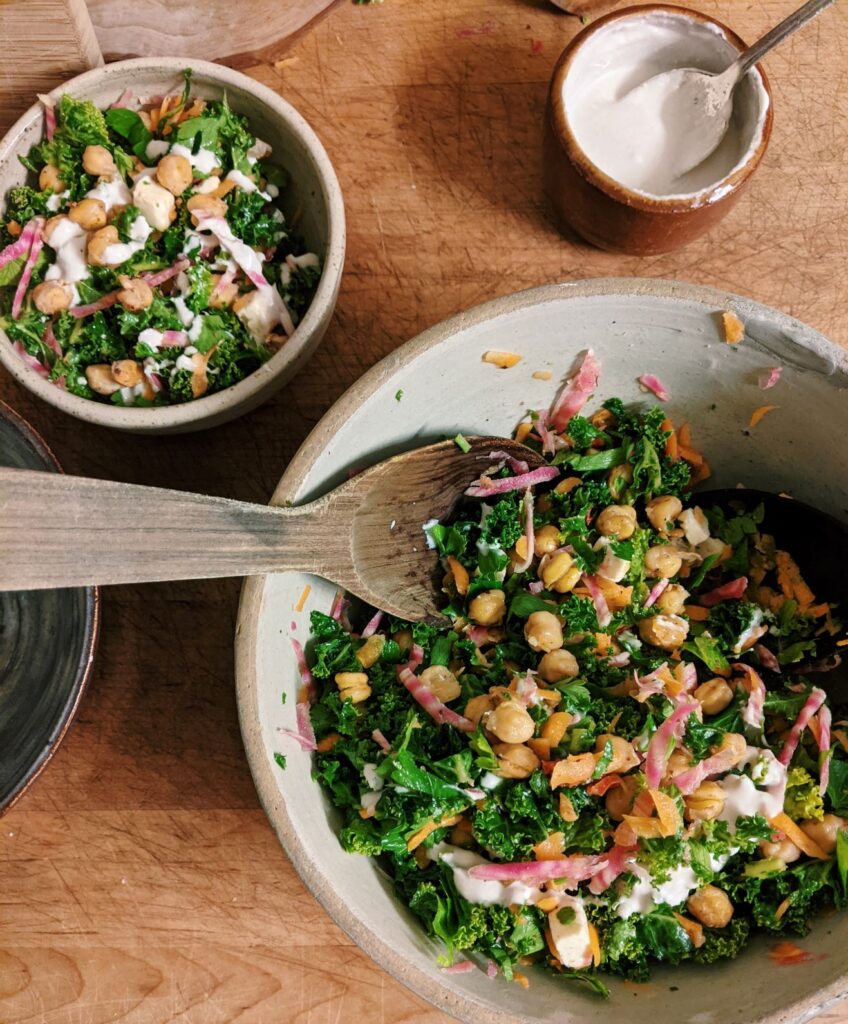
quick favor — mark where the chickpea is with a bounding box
[525,611,563,653]
[39,164,64,192]
[694,677,734,716]
[540,551,580,593]
[800,815,847,855]
[464,692,496,726]
[356,635,385,669]
[469,589,505,626]
[606,775,639,821]
[209,275,239,309]
[335,671,371,703]
[596,504,637,540]
[646,495,683,533]
[82,144,117,178]
[68,198,107,230]
[450,816,474,847]
[687,885,734,929]
[85,364,121,396]
[664,748,694,782]
[534,524,561,557]
[759,837,801,864]
[116,275,153,312]
[710,732,747,770]
[488,701,536,744]
[493,742,540,779]
[31,281,71,315]
[537,648,579,683]
[156,153,193,195]
[607,463,633,500]
[186,193,228,223]
[111,360,143,387]
[420,665,461,703]
[657,583,689,616]
[595,734,639,774]
[87,225,120,266]
[638,614,690,651]
[644,545,683,579]
[394,628,413,653]
[684,781,726,822]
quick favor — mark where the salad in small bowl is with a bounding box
[0,59,344,433]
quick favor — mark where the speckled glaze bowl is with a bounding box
[0,401,99,811]
[236,279,848,1024]
[544,5,773,255]
[0,58,345,434]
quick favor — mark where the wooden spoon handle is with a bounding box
[0,468,319,590]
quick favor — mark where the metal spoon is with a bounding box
[634,0,835,179]
[0,437,543,623]
[699,487,848,705]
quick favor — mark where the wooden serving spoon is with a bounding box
[0,437,543,622]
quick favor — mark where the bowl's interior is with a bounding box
[237,280,848,1024]
[0,58,342,430]
[0,406,97,810]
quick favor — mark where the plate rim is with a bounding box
[235,277,848,1024]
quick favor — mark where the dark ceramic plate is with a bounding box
[0,402,99,811]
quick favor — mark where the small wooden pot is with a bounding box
[544,4,774,255]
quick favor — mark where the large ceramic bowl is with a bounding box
[236,279,848,1024]
[0,58,345,434]
[0,401,99,811]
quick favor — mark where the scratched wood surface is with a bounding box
[1,1,848,1022]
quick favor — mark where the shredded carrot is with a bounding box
[559,792,578,822]
[685,604,710,621]
[769,941,821,965]
[838,639,848,648]
[316,732,340,753]
[513,971,530,989]
[674,913,705,948]
[541,711,572,747]
[833,729,848,754]
[483,350,522,369]
[533,370,552,381]
[769,813,828,860]
[749,405,778,429]
[446,555,469,596]
[533,831,565,861]
[586,774,623,797]
[677,423,692,447]
[554,476,582,495]
[6,220,21,237]
[808,602,830,617]
[688,459,712,487]
[514,536,528,560]
[515,420,533,444]
[775,550,815,609]
[722,310,745,344]
[660,418,678,460]
[294,584,311,612]
[678,444,703,466]
[407,814,462,852]
[594,632,612,655]
[608,711,622,733]
[359,805,377,819]
[537,895,559,913]
[529,737,552,759]
[775,895,793,921]
[149,107,161,131]
[587,922,602,965]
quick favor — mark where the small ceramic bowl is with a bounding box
[0,58,345,434]
[0,400,99,811]
[544,5,773,255]
[237,278,848,1024]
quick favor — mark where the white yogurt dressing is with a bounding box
[428,843,554,907]
[100,214,153,267]
[86,175,132,212]
[44,219,89,296]
[563,12,769,198]
[170,143,219,176]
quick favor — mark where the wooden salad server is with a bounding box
[0,437,544,622]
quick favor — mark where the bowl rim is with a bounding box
[235,277,848,1024]
[0,398,100,814]
[0,57,345,431]
[547,4,775,212]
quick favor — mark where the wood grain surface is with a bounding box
[0,0,103,134]
[1,1,848,1022]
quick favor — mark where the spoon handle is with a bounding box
[733,0,834,79]
[0,468,324,590]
